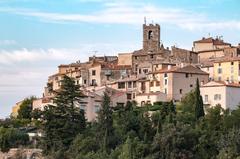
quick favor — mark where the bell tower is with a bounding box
[143,23,160,52]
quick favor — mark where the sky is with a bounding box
[0,0,240,118]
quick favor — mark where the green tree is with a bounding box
[97,92,116,153]
[17,96,36,120]
[42,75,86,155]
[194,78,205,120]
[0,127,29,152]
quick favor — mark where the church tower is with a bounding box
[143,23,160,52]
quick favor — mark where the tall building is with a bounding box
[132,23,198,76]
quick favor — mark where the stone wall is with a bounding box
[0,148,43,159]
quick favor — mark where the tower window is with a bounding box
[148,30,153,40]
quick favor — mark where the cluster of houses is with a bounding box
[12,23,240,121]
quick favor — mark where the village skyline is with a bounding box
[1,0,240,118]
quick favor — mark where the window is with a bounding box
[150,81,154,87]
[218,76,222,81]
[164,73,168,78]
[164,79,168,85]
[135,56,138,60]
[92,70,96,76]
[76,80,79,85]
[94,105,100,113]
[205,95,208,102]
[179,89,182,94]
[141,82,146,91]
[190,84,193,87]
[156,81,160,86]
[133,93,135,99]
[214,94,221,100]
[143,69,148,74]
[185,73,189,78]
[150,54,154,59]
[128,82,132,88]
[107,76,110,80]
[118,82,125,89]
[148,30,153,40]
[92,79,97,86]
[218,68,222,74]
[139,69,142,74]
[164,88,167,94]
[135,65,138,72]
[133,81,137,88]
[84,79,87,84]
[127,93,132,100]
[219,63,221,66]
[231,62,234,65]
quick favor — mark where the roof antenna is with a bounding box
[144,16,146,25]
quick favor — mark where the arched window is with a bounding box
[148,30,153,40]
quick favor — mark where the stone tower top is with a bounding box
[143,23,160,52]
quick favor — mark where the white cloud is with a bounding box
[0,48,85,65]
[0,40,17,45]
[0,2,239,31]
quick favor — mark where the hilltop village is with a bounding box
[12,23,240,121]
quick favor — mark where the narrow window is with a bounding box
[92,70,96,76]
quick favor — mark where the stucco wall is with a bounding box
[226,87,240,110]
[118,53,132,66]
[214,61,240,83]
[200,86,226,109]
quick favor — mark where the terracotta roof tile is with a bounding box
[151,65,208,75]
[194,37,230,46]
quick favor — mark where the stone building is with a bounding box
[193,37,240,62]
[132,23,198,76]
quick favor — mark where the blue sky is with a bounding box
[0,0,240,118]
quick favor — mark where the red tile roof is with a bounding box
[201,81,240,88]
[150,65,208,75]
[194,37,231,46]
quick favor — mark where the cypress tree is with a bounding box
[195,78,205,120]
[97,92,115,153]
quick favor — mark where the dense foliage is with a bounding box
[0,127,29,152]
[41,75,86,157]
[2,77,240,158]
[17,96,36,120]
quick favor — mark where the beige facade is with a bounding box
[200,63,214,81]
[193,37,231,52]
[118,53,132,66]
[193,37,240,63]
[200,81,240,110]
[148,65,209,101]
[135,92,167,106]
[32,98,52,111]
[11,101,23,118]
[213,57,240,83]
